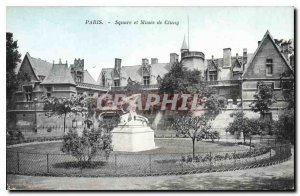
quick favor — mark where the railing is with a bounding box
[111,86,126,91]
[6,138,292,177]
[205,80,241,86]
[181,51,205,59]
[76,82,108,91]
[111,84,159,91]
[141,84,159,89]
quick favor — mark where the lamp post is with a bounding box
[33,97,38,133]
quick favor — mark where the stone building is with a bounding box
[8,30,294,133]
[242,30,294,119]
[9,53,107,131]
[96,56,173,91]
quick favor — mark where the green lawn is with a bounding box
[9,138,248,154]
[7,139,254,177]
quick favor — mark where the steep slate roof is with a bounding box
[206,55,250,71]
[242,30,294,77]
[121,65,142,82]
[232,58,243,72]
[26,53,52,78]
[41,64,76,85]
[83,70,97,84]
[150,63,172,77]
[121,63,171,84]
[97,68,113,84]
[97,62,171,85]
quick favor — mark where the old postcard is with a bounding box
[6,6,295,190]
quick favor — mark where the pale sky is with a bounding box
[6,7,294,80]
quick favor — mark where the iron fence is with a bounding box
[7,139,292,177]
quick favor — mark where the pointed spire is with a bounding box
[181,35,188,50]
[188,15,190,49]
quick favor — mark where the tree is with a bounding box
[226,111,262,144]
[275,108,294,144]
[159,62,201,94]
[42,94,87,132]
[6,32,21,108]
[172,114,218,159]
[204,94,227,119]
[280,70,294,109]
[250,82,276,118]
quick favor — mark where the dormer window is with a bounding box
[157,76,162,84]
[266,59,273,76]
[75,70,83,83]
[38,75,45,81]
[209,71,217,81]
[23,86,33,101]
[114,79,120,87]
[143,76,150,85]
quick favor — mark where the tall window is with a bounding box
[23,86,33,101]
[46,87,52,98]
[157,76,162,84]
[143,76,150,85]
[114,79,120,87]
[266,59,273,76]
[76,76,82,83]
[233,71,241,79]
[209,71,217,81]
[76,71,83,83]
[102,75,106,86]
[262,112,272,121]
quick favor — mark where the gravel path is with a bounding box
[7,148,294,190]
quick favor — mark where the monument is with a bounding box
[111,94,156,152]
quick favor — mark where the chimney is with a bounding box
[170,53,179,64]
[223,48,231,67]
[243,48,247,70]
[115,58,122,72]
[281,42,290,60]
[142,58,149,66]
[151,58,158,64]
[258,41,261,46]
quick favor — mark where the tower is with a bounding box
[70,58,84,83]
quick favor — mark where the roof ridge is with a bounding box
[242,30,293,77]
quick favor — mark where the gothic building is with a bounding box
[8,30,294,131]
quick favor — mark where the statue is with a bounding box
[111,94,156,152]
[118,94,149,126]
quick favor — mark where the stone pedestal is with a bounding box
[112,120,156,152]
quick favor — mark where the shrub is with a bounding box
[61,127,113,164]
[224,153,231,159]
[194,155,201,162]
[181,155,186,162]
[186,155,193,162]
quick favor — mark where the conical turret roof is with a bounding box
[181,35,188,50]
